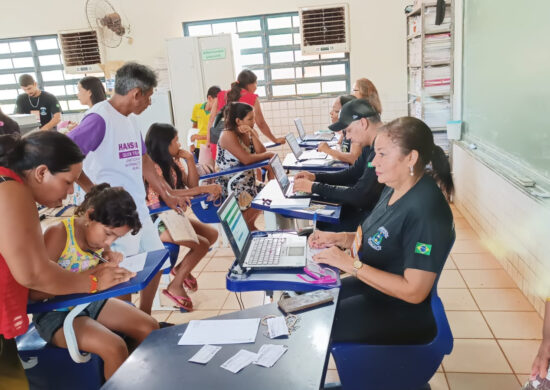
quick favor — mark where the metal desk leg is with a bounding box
[63,303,91,363]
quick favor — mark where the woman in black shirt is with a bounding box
[310,116,455,344]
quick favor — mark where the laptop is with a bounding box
[217,194,307,269]
[294,118,333,141]
[285,133,329,161]
[270,155,310,198]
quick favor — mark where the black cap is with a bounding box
[328,98,378,132]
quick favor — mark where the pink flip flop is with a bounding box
[162,289,193,312]
[183,275,198,292]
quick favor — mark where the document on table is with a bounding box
[254,344,288,368]
[269,198,310,209]
[266,316,289,339]
[178,318,261,345]
[119,253,147,273]
[221,350,258,373]
[188,345,222,364]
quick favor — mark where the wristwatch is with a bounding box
[352,259,364,278]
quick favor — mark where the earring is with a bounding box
[409,166,414,176]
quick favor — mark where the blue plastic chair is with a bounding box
[330,238,455,390]
[17,324,104,390]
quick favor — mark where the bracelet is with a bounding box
[89,275,98,293]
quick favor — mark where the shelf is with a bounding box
[425,28,451,35]
[407,7,422,17]
[408,64,422,68]
[408,91,451,97]
[424,60,451,66]
[407,32,421,40]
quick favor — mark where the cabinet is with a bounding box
[407,1,453,152]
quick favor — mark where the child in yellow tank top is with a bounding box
[30,184,159,380]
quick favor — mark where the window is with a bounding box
[0,35,100,113]
[183,12,350,100]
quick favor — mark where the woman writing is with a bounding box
[0,132,134,388]
[310,116,455,344]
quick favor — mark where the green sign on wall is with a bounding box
[201,48,226,61]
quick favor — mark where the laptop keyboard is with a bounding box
[246,238,286,266]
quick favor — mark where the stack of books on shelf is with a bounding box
[424,5,451,33]
[424,33,451,64]
[408,38,422,67]
[424,65,451,95]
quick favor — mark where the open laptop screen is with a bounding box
[285,133,302,159]
[271,154,290,192]
[218,195,249,255]
[294,118,306,139]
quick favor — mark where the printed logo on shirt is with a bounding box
[40,107,47,116]
[415,242,432,256]
[367,226,389,251]
[118,142,140,159]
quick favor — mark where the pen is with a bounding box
[87,250,109,264]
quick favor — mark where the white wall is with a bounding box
[0,0,409,118]
[452,142,550,316]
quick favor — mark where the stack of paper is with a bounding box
[423,97,451,129]
[269,198,310,209]
[408,38,422,67]
[408,15,421,36]
[424,6,451,33]
[409,68,422,94]
[424,65,451,95]
[424,33,451,64]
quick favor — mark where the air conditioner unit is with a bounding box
[299,4,350,55]
[58,30,103,74]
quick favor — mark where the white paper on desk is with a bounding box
[302,209,334,216]
[269,198,310,209]
[188,345,222,364]
[178,318,261,345]
[300,159,333,166]
[254,344,288,368]
[119,253,147,273]
[307,247,324,263]
[221,349,258,373]
[266,316,289,339]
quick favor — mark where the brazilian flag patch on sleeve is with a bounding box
[367,162,373,168]
[415,242,432,256]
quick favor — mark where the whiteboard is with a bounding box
[462,0,550,180]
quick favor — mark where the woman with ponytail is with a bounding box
[0,132,134,388]
[207,69,285,159]
[309,116,455,345]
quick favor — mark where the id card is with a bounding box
[351,225,362,259]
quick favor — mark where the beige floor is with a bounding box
[145,207,540,390]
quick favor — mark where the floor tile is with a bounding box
[453,218,471,229]
[471,289,535,311]
[196,272,228,289]
[202,256,236,272]
[446,373,520,390]
[516,374,530,386]
[451,253,503,270]
[439,289,479,311]
[212,247,236,257]
[188,289,230,311]
[429,373,449,390]
[168,310,219,324]
[446,311,493,339]
[484,311,543,339]
[217,309,237,316]
[328,354,336,369]
[443,259,457,270]
[455,228,479,241]
[223,291,267,310]
[324,369,340,385]
[461,270,517,289]
[438,270,467,288]
[499,339,541,374]
[451,240,489,254]
[443,339,512,373]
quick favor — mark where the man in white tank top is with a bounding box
[69,62,190,315]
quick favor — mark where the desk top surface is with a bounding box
[27,249,169,313]
[102,288,339,390]
[282,153,348,172]
[251,180,340,223]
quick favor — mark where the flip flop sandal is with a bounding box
[162,289,193,312]
[183,275,198,292]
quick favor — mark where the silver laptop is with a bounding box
[270,155,310,198]
[285,133,329,161]
[217,194,307,269]
[294,118,333,141]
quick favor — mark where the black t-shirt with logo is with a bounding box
[15,91,61,128]
[357,174,455,321]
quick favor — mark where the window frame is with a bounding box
[0,34,102,114]
[183,11,351,101]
